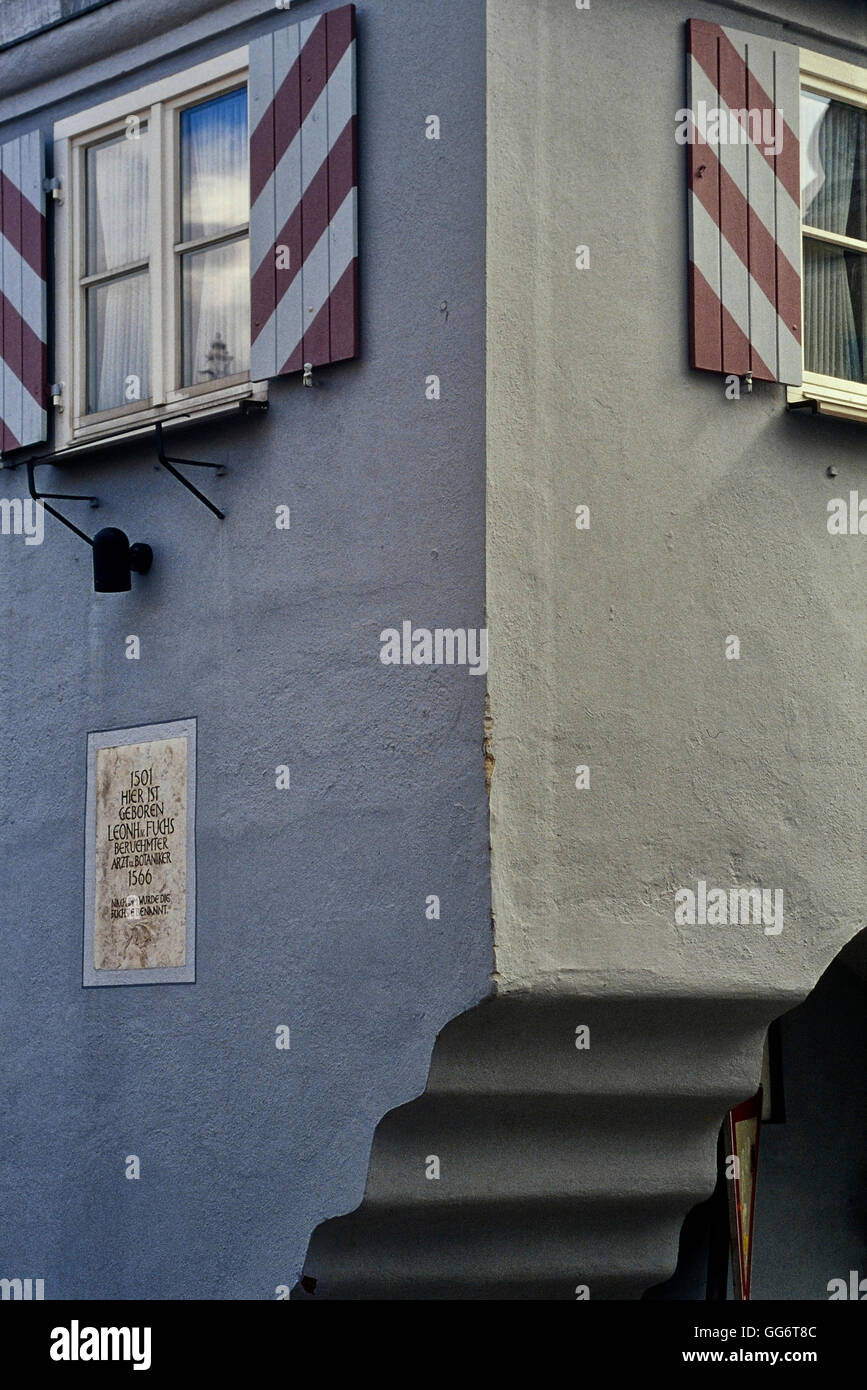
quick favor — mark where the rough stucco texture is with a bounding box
[0,1,114,50]
[486,0,867,997]
[0,0,491,1298]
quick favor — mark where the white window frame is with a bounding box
[53,47,266,453]
[788,48,867,421]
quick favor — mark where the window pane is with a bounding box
[801,92,867,240]
[181,237,249,387]
[803,238,867,382]
[86,125,149,275]
[86,272,150,413]
[180,88,248,243]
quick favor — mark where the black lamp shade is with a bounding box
[92,527,132,592]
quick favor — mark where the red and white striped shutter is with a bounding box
[686,20,802,385]
[249,2,358,380]
[0,130,48,456]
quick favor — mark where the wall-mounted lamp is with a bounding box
[93,527,153,593]
[26,460,152,594]
[24,419,233,593]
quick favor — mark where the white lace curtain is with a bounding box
[181,88,247,241]
[86,130,150,413]
[180,90,249,386]
[803,101,867,382]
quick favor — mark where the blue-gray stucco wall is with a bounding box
[0,0,491,1298]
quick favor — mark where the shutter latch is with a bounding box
[50,382,63,412]
[43,176,62,203]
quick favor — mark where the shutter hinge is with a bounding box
[43,176,62,203]
[50,382,63,412]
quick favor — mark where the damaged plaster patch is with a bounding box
[484,691,495,801]
[484,689,499,984]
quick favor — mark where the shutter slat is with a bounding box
[770,44,803,385]
[686,19,802,386]
[298,15,330,370]
[743,40,780,380]
[0,130,47,455]
[274,20,304,378]
[326,2,359,364]
[686,21,723,373]
[249,3,359,381]
[2,138,24,453]
[249,27,277,380]
[718,35,752,377]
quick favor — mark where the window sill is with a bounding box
[787,375,867,423]
[51,379,269,459]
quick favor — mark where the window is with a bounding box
[54,48,265,449]
[0,7,359,462]
[84,124,151,415]
[178,88,248,391]
[790,50,867,420]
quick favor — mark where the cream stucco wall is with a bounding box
[486,0,866,1001]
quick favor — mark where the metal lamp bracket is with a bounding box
[26,457,153,589]
[23,415,234,566]
[26,456,98,547]
[154,421,226,520]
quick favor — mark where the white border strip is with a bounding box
[54,46,247,139]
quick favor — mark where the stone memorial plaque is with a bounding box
[84,719,196,986]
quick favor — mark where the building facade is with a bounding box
[1,0,864,1300]
[0,0,491,1301]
